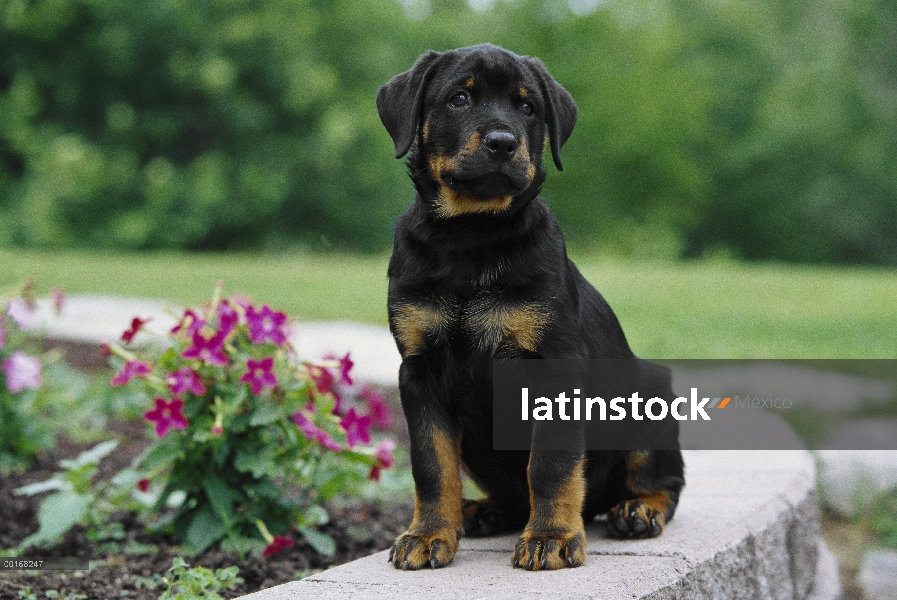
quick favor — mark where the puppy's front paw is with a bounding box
[389,528,461,570]
[512,527,586,570]
[606,499,666,539]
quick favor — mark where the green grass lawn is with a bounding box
[2,249,895,358]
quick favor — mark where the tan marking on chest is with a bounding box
[392,304,450,357]
[463,297,552,352]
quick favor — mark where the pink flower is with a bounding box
[374,439,397,469]
[121,317,150,344]
[111,360,152,386]
[99,340,112,357]
[262,536,294,558]
[360,385,391,429]
[136,478,150,492]
[241,356,278,395]
[166,367,206,396]
[6,297,35,330]
[2,351,42,393]
[368,439,397,481]
[171,309,205,338]
[246,305,288,346]
[0,319,5,350]
[307,364,334,393]
[339,407,372,449]
[216,301,240,337]
[181,332,228,366]
[292,411,343,452]
[336,352,354,386]
[51,288,65,314]
[143,397,189,438]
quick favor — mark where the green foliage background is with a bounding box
[1,0,895,263]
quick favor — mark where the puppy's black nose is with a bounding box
[483,131,518,161]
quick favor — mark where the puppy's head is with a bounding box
[377,44,577,218]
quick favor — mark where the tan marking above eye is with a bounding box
[465,77,475,88]
[519,87,528,98]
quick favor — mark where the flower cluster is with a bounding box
[105,285,396,556]
[1,283,63,473]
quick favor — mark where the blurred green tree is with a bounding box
[0,0,893,263]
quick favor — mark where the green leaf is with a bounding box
[185,505,225,554]
[298,526,335,557]
[20,492,91,548]
[203,476,236,529]
[234,447,276,478]
[250,400,281,426]
[60,439,118,469]
[140,442,182,471]
[13,478,67,496]
[300,504,329,527]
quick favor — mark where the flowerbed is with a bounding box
[0,283,413,598]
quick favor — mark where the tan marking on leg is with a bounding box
[515,459,587,570]
[393,430,463,569]
[422,123,430,142]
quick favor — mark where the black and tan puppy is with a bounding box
[377,44,684,571]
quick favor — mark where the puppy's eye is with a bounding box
[449,91,469,108]
[521,101,534,116]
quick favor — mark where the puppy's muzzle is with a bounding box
[483,131,518,162]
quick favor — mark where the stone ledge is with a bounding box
[238,445,837,600]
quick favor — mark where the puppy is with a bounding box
[377,44,684,571]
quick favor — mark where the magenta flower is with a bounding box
[2,351,42,393]
[143,397,189,438]
[339,407,372,449]
[136,478,151,492]
[51,288,66,314]
[292,411,343,452]
[360,385,391,429]
[181,332,228,366]
[246,305,288,346]
[308,364,335,395]
[6,297,35,330]
[336,352,354,386]
[121,316,150,344]
[0,319,5,350]
[166,367,206,396]
[240,356,278,395]
[216,301,240,337]
[368,439,397,481]
[111,359,153,386]
[171,309,205,338]
[99,340,111,357]
[262,536,294,558]
[374,438,397,469]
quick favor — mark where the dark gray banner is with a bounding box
[492,359,897,450]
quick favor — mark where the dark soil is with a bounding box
[0,409,413,599]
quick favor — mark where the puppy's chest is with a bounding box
[391,286,553,358]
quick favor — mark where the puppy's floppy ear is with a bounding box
[377,50,443,159]
[527,58,577,171]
